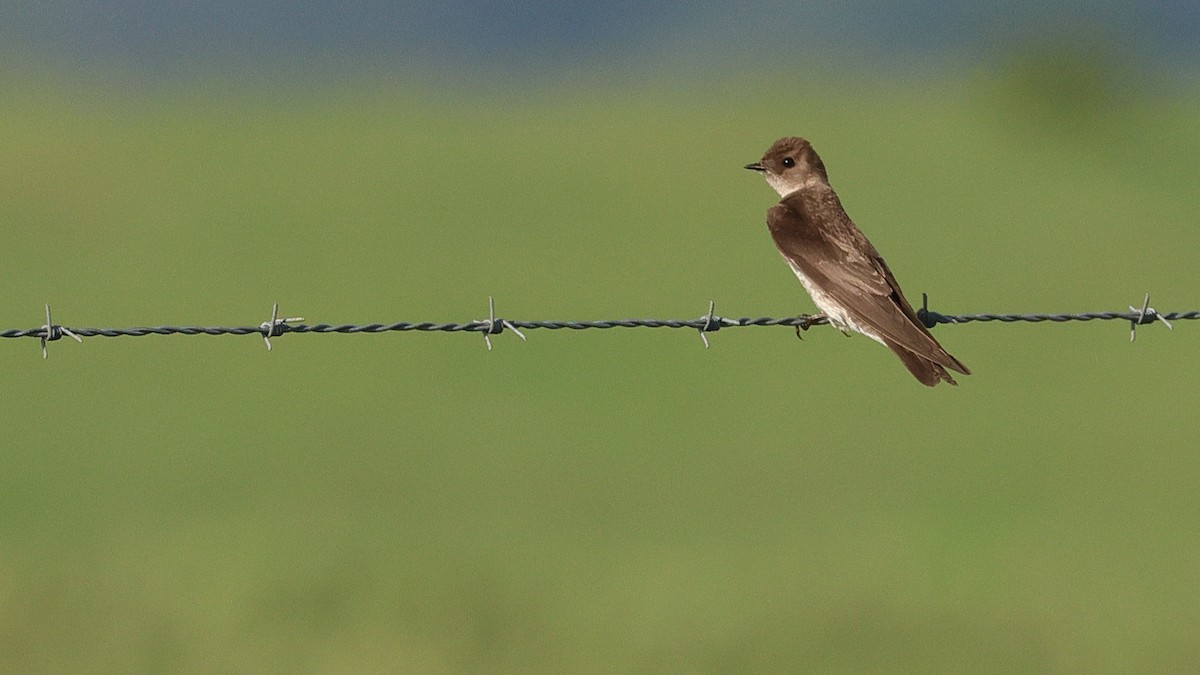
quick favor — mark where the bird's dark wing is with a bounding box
[767,194,969,376]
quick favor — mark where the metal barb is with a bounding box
[260,303,304,351]
[697,300,720,348]
[917,292,957,328]
[40,304,82,359]
[480,296,526,351]
[918,293,932,328]
[1128,292,1173,342]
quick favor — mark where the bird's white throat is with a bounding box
[765,173,819,198]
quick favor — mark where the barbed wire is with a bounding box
[3,294,1190,358]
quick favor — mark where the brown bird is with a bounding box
[745,137,970,386]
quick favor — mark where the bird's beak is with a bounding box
[744,162,766,172]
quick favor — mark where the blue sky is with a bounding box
[3,2,1197,80]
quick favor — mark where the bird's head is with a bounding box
[745,136,828,197]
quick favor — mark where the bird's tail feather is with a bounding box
[884,339,958,387]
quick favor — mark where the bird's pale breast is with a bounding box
[784,259,886,345]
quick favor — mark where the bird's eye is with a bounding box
[781,157,795,168]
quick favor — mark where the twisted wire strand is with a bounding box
[4,307,1194,342]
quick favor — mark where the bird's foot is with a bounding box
[793,313,827,340]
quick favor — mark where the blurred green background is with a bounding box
[3,3,1200,673]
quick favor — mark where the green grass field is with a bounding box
[2,67,1200,672]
